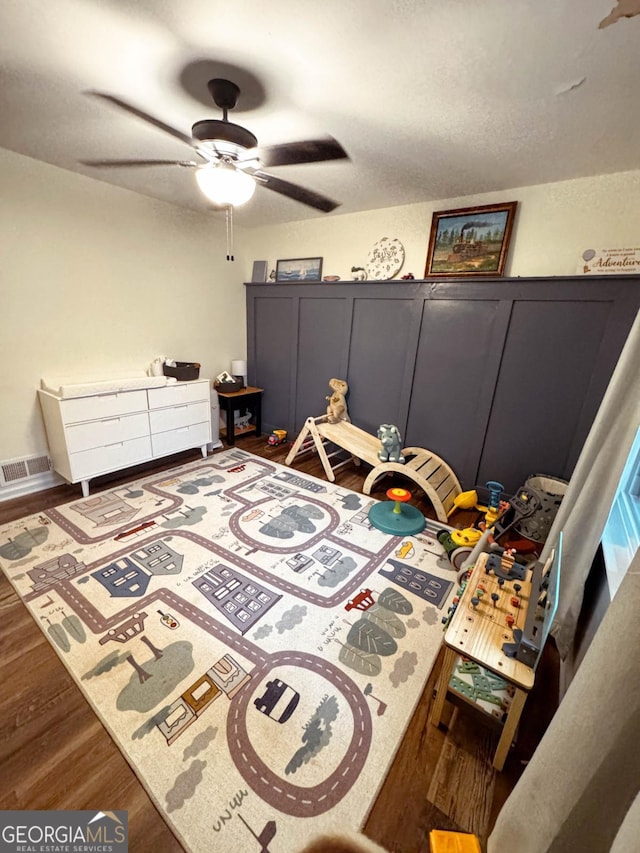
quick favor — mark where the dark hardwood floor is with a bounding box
[0,436,559,852]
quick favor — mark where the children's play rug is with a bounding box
[0,449,457,852]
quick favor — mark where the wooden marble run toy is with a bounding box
[285,415,462,522]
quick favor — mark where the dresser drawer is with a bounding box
[69,435,152,480]
[65,412,149,453]
[148,401,210,434]
[38,378,212,495]
[147,381,209,409]
[151,422,211,457]
[61,390,148,424]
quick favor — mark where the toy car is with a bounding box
[254,678,300,723]
[267,429,288,446]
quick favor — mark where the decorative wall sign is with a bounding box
[366,237,405,280]
[578,247,640,275]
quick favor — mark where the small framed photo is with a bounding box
[424,201,517,277]
[275,257,323,282]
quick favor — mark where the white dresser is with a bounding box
[38,379,212,496]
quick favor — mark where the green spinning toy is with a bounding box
[368,487,426,536]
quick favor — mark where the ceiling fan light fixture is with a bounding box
[86,78,346,213]
[195,164,256,206]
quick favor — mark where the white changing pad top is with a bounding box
[40,373,177,398]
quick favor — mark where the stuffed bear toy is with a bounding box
[325,378,351,424]
[377,423,405,463]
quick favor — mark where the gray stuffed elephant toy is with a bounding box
[377,424,405,463]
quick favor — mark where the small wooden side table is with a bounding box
[215,386,263,446]
[430,551,536,770]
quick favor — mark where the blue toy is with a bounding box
[368,487,426,536]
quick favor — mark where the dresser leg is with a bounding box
[81,479,90,498]
[200,444,208,458]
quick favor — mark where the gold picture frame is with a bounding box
[424,201,517,277]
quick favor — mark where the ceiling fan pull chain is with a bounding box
[226,205,234,261]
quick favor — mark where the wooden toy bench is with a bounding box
[285,416,462,522]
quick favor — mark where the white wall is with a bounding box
[3,143,640,485]
[243,169,640,282]
[0,147,247,464]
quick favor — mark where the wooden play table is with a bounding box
[430,551,537,770]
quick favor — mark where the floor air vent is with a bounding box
[0,454,52,487]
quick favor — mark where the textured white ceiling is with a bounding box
[1,0,639,228]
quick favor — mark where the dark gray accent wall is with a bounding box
[246,277,640,494]
[295,296,352,426]
[251,296,296,433]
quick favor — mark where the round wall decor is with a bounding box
[366,237,405,280]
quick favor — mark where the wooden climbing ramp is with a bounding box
[285,416,462,522]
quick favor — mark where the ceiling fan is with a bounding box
[81,78,349,212]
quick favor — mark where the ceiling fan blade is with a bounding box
[253,170,340,212]
[244,137,349,168]
[86,91,197,149]
[80,158,198,168]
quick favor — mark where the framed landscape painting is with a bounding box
[424,201,517,277]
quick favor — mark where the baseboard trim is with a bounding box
[0,470,64,502]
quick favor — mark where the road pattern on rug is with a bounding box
[0,449,456,852]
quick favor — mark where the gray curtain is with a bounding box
[488,551,640,853]
[540,308,640,661]
[611,790,640,853]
